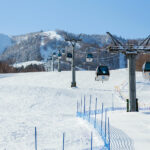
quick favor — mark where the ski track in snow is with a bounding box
[109,124,134,150]
[89,115,134,150]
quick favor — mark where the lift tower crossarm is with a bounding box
[138,35,150,47]
[106,32,150,112]
[106,32,125,48]
[107,32,150,54]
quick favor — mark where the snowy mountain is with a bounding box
[0,30,127,69]
[0,33,13,54]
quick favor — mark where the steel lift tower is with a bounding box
[65,34,82,87]
[107,32,150,112]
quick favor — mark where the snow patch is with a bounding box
[41,31,63,40]
[40,46,56,61]
[40,31,64,61]
[13,61,44,68]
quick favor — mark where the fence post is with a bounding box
[63,132,65,150]
[81,97,82,117]
[112,93,114,111]
[84,95,86,115]
[108,118,110,150]
[136,98,139,112]
[77,100,79,116]
[91,132,93,150]
[35,127,37,150]
[89,95,92,122]
[101,103,104,135]
[94,98,97,128]
[104,109,107,144]
[126,99,129,112]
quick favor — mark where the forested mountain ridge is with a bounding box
[0,30,127,70]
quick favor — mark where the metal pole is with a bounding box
[63,133,65,150]
[49,59,51,71]
[58,58,61,72]
[128,54,137,112]
[94,98,97,128]
[52,56,54,71]
[89,95,91,122]
[91,132,93,150]
[81,97,82,114]
[84,95,86,115]
[105,110,107,142]
[35,127,37,150]
[71,45,76,87]
[101,103,104,135]
[108,118,110,150]
[77,100,79,115]
[112,93,114,111]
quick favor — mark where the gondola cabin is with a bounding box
[62,50,65,55]
[48,57,52,61]
[86,53,93,62]
[142,62,150,80]
[66,53,72,62]
[95,65,110,81]
[58,53,62,59]
[53,52,57,57]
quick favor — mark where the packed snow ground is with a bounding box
[0,69,149,150]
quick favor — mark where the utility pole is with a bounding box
[58,57,61,72]
[49,58,51,71]
[52,55,54,71]
[107,32,150,112]
[65,34,82,87]
[127,53,137,111]
[58,49,61,72]
[72,44,76,87]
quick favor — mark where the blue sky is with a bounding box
[0,0,149,38]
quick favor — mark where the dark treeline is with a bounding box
[136,54,150,71]
[0,61,15,73]
[0,61,45,73]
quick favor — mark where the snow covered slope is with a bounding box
[0,33,12,54]
[0,69,149,149]
[13,61,44,68]
[0,31,126,70]
[40,31,64,61]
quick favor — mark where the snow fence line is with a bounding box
[34,127,94,150]
[34,127,65,150]
[76,95,150,150]
[76,96,110,150]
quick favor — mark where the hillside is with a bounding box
[0,70,149,149]
[0,33,13,54]
[0,30,127,70]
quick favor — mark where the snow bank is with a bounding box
[13,61,44,68]
[41,31,63,40]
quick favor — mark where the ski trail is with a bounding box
[110,125,134,150]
